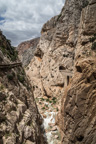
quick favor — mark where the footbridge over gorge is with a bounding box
[60,70,73,86]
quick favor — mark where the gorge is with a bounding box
[0,0,96,143]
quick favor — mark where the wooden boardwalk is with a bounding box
[0,62,22,69]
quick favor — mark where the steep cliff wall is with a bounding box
[17,38,40,67]
[26,0,87,100]
[25,0,96,143]
[60,0,96,143]
[0,31,46,144]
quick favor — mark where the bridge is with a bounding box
[60,70,73,76]
[60,70,73,86]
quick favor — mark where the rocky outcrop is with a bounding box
[17,38,40,67]
[0,31,46,144]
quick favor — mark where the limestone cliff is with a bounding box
[26,0,87,99]
[25,0,96,143]
[60,0,96,143]
[17,38,40,67]
[0,31,46,144]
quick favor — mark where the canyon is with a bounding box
[0,0,96,143]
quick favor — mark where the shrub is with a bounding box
[82,1,89,8]
[0,45,18,62]
[12,106,17,111]
[90,37,96,42]
[0,114,6,123]
[26,85,31,90]
[42,107,45,110]
[57,14,62,21]
[56,107,59,111]
[7,39,11,44]
[0,84,4,90]
[52,97,56,101]
[7,73,14,80]
[46,99,49,102]
[21,69,25,75]
[40,98,44,101]
[53,100,56,104]
[91,42,96,50]
[17,74,25,83]
[89,34,96,42]
[12,71,15,76]
[10,49,18,61]
[35,98,39,102]
[49,100,52,103]
[0,46,6,54]
[45,104,48,108]
[0,36,18,61]
[5,132,11,139]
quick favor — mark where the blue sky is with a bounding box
[0,0,65,46]
[0,16,5,21]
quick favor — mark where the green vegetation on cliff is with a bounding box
[0,30,18,61]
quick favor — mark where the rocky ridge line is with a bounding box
[17,37,40,67]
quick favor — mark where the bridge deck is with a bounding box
[60,70,73,76]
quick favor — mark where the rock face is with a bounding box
[26,0,87,100]
[25,0,96,144]
[60,0,96,143]
[17,38,40,67]
[0,31,46,144]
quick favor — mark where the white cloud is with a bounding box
[0,0,65,46]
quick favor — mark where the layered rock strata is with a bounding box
[60,0,96,143]
[0,31,46,144]
[17,38,40,67]
[26,0,87,100]
[25,0,96,143]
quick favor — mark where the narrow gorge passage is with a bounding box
[1,0,96,143]
[16,0,96,143]
[35,94,62,144]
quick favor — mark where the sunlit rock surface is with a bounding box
[17,37,40,67]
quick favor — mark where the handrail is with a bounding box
[0,62,22,69]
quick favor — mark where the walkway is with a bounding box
[0,62,22,69]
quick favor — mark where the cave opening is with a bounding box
[35,48,44,59]
[67,76,69,85]
[76,135,84,142]
[59,65,66,70]
[76,65,82,73]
